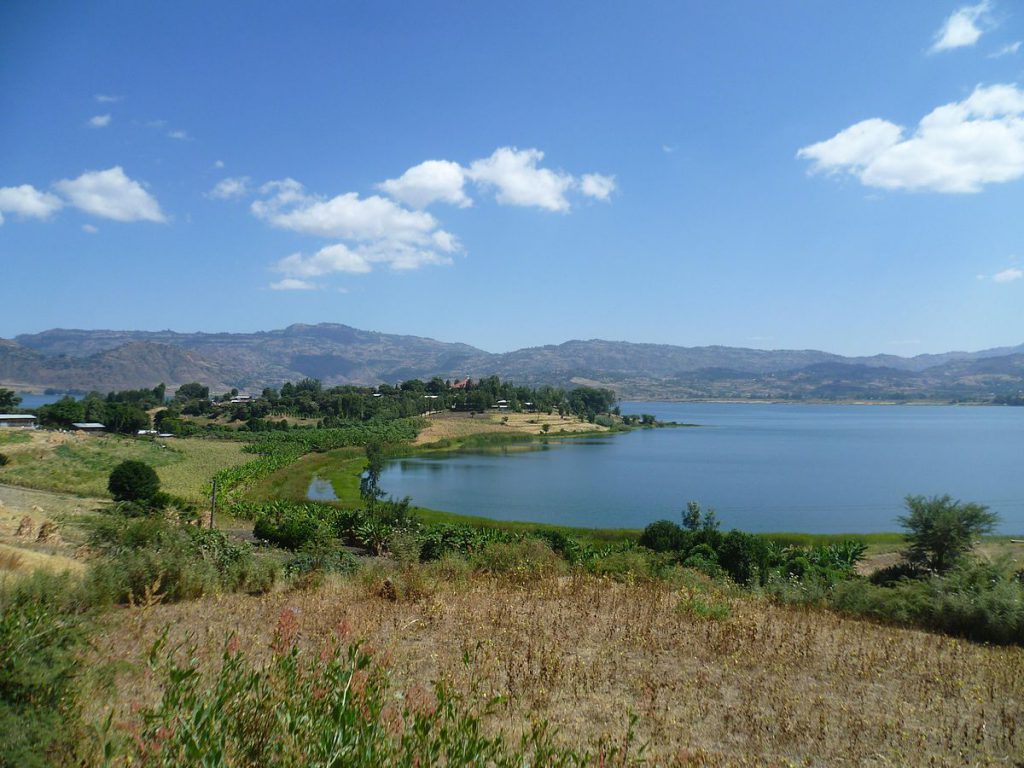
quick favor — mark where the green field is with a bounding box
[0,432,250,502]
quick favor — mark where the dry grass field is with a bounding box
[91,571,1024,767]
[414,409,611,445]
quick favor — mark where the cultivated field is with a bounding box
[92,571,1024,767]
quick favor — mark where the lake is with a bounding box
[379,402,1024,534]
[13,392,77,410]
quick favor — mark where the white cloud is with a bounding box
[214,160,225,169]
[0,184,63,225]
[378,159,471,208]
[579,173,616,201]
[252,179,450,245]
[277,244,372,277]
[993,267,1023,282]
[88,114,111,128]
[990,40,1021,57]
[82,223,98,234]
[466,147,575,211]
[931,1,991,53]
[261,147,616,286]
[207,176,251,200]
[270,277,319,290]
[54,166,166,222]
[168,129,190,141]
[272,240,454,283]
[95,94,121,103]
[797,84,1024,193]
[255,179,458,281]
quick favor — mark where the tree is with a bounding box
[0,388,21,411]
[898,494,999,573]
[175,382,209,401]
[104,403,150,434]
[360,442,386,503]
[108,460,161,503]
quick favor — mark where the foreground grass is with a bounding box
[90,568,1024,767]
[0,432,249,502]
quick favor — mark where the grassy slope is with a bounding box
[0,431,249,502]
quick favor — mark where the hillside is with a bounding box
[3,324,1024,401]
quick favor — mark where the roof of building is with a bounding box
[71,422,106,429]
[0,414,36,419]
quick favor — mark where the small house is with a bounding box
[71,422,106,432]
[0,414,37,429]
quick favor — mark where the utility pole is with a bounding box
[210,478,217,529]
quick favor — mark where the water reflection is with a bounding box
[306,475,338,501]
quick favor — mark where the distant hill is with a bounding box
[3,324,1024,402]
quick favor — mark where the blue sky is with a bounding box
[1,1,1022,356]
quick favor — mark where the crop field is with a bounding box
[92,570,1024,767]
[0,431,249,501]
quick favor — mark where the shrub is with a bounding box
[0,572,91,767]
[85,517,276,604]
[830,562,1024,645]
[899,494,999,573]
[639,520,685,553]
[717,530,770,586]
[472,539,563,581]
[107,459,161,503]
[589,550,656,581]
[285,547,359,579]
[254,505,336,550]
[0,452,9,467]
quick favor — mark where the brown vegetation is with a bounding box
[91,570,1024,766]
[414,409,609,445]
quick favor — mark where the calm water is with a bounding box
[379,403,1024,533]
[15,392,76,409]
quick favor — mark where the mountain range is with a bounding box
[2,324,1023,402]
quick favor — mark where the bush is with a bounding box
[0,452,8,467]
[899,494,999,573]
[472,539,564,581]
[85,516,277,604]
[831,562,1024,645]
[589,550,656,581]
[0,572,91,767]
[717,530,770,586]
[639,520,685,553]
[285,546,359,579]
[107,459,161,503]
[254,505,336,550]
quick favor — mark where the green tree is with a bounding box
[359,442,386,503]
[104,403,150,434]
[175,382,209,401]
[898,494,999,573]
[108,460,161,503]
[0,388,21,411]
[36,396,85,428]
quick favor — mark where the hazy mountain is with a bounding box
[4,324,1024,401]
